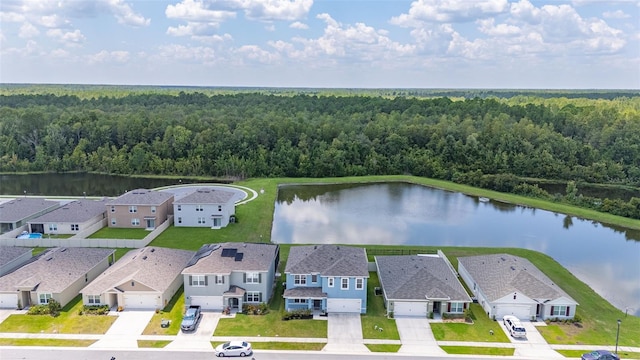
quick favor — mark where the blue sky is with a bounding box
[1,0,638,88]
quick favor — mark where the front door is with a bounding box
[230,298,239,309]
[146,219,155,229]
[433,301,441,313]
[313,299,322,310]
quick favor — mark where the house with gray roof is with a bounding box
[375,252,472,318]
[458,253,578,321]
[0,247,115,309]
[106,189,173,230]
[0,247,32,278]
[182,242,279,311]
[27,199,108,235]
[0,198,60,234]
[173,188,236,229]
[81,246,194,310]
[284,245,368,314]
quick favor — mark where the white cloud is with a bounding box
[86,49,130,64]
[265,24,276,32]
[19,22,40,38]
[290,21,308,30]
[236,0,313,21]
[46,29,86,45]
[50,48,71,58]
[603,10,630,19]
[106,0,150,27]
[391,0,509,25]
[156,44,218,65]
[477,18,520,36]
[166,0,236,23]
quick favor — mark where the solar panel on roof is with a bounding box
[221,248,237,257]
[234,253,243,262]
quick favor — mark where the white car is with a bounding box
[214,341,253,357]
[502,315,527,338]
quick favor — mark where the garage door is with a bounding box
[123,294,158,309]
[394,301,427,317]
[327,298,361,313]
[0,293,18,308]
[496,305,531,320]
[190,296,223,310]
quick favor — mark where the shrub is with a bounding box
[242,303,269,315]
[27,304,50,315]
[48,299,61,317]
[282,309,313,320]
[82,305,110,315]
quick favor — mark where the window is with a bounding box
[213,217,221,227]
[196,205,204,212]
[177,205,182,211]
[129,206,137,213]
[197,217,206,224]
[131,218,140,226]
[39,293,52,305]
[110,206,115,213]
[87,295,100,304]
[294,275,306,285]
[215,275,225,284]
[355,278,364,290]
[293,298,307,304]
[48,224,58,231]
[449,302,464,313]
[311,274,318,283]
[246,272,260,284]
[328,277,334,287]
[341,278,349,290]
[246,292,261,302]
[551,305,568,316]
[151,206,156,213]
[71,224,79,231]
[111,218,116,225]
[177,217,182,224]
[191,275,206,287]
[218,205,222,211]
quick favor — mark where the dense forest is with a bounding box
[1,88,639,219]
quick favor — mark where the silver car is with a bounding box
[214,341,253,357]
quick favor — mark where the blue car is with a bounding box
[581,350,620,360]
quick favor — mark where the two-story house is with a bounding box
[106,189,173,230]
[182,242,279,311]
[173,188,236,228]
[283,245,368,314]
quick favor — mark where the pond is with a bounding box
[272,182,640,316]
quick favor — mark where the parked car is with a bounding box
[180,305,202,332]
[502,315,527,338]
[581,350,620,360]
[214,341,253,357]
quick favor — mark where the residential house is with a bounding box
[27,199,108,235]
[458,253,578,321]
[375,252,472,318]
[0,198,59,234]
[283,245,368,314]
[81,247,194,310]
[106,189,173,230]
[0,246,32,277]
[173,188,236,228]
[0,247,115,309]
[182,242,279,311]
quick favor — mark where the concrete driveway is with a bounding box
[499,320,564,359]
[323,313,369,353]
[165,312,220,350]
[90,310,155,349]
[395,317,446,355]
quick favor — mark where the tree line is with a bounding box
[0,90,639,219]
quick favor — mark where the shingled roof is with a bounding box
[458,253,576,303]
[29,199,108,223]
[182,242,278,274]
[376,255,471,302]
[81,247,194,295]
[0,198,59,222]
[285,245,368,277]
[106,189,173,206]
[0,246,32,272]
[173,188,235,204]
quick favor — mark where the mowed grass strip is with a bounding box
[0,295,116,334]
[441,346,515,356]
[430,304,510,342]
[137,340,172,348]
[215,313,327,338]
[248,342,326,351]
[89,227,148,239]
[0,338,96,347]
[365,344,401,352]
[556,350,640,359]
[361,272,399,340]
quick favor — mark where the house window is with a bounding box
[110,206,115,213]
[131,218,140,226]
[197,217,206,224]
[218,205,222,211]
[71,224,79,231]
[48,224,58,231]
[129,206,137,213]
[246,272,260,284]
[293,298,307,304]
[177,217,182,224]
[151,206,156,213]
[87,295,100,304]
[328,277,334,287]
[196,205,204,212]
[177,205,181,211]
[341,278,349,290]
[111,218,116,225]
[39,293,52,305]
[449,302,464,313]
[213,218,221,227]
[355,278,364,290]
[246,292,261,302]
[294,275,306,285]
[311,274,318,283]
[551,305,568,316]
[215,275,225,284]
[191,275,206,287]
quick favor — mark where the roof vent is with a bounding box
[151,248,155,252]
[143,256,148,260]
[60,248,67,252]
[510,266,516,271]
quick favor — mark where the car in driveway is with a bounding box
[581,350,620,360]
[502,315,526,338]
[180,305,202,332]
[214,341,253,357]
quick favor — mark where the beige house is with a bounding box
[27,199,108,235]
[0,247,115,309]
[106,189,173,230]
[0,198,59,234]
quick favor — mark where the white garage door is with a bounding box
[496,305,531,320]
[394,301,428,317]
[327,298,361,313]
[190,296,223,310]
[0,293,18,308]
[123,294,158,309]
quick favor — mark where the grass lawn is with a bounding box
[361,272,399,340]
[440,346,515,356]
[0,339,96,347]
[430,303,510,342]
[137,340,172,348]
[365,344,401,352]
[246,342,326,351]
[142,287,185,335]
[88,227,148,239]
[556,350,640,359]
[0,295,116,334]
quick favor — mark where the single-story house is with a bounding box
[81,247,195,310]
[283,245,369,314]
[106,189,173,230]
[0,246,32,277]
[458,253,578,321]
[173,188,236,228]
[0,247,115,309]
[375,252,472,318]
[27,199,108,235]
[182,242,279,311]
[0,198,60,234]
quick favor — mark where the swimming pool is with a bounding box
[16,232,43,239]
